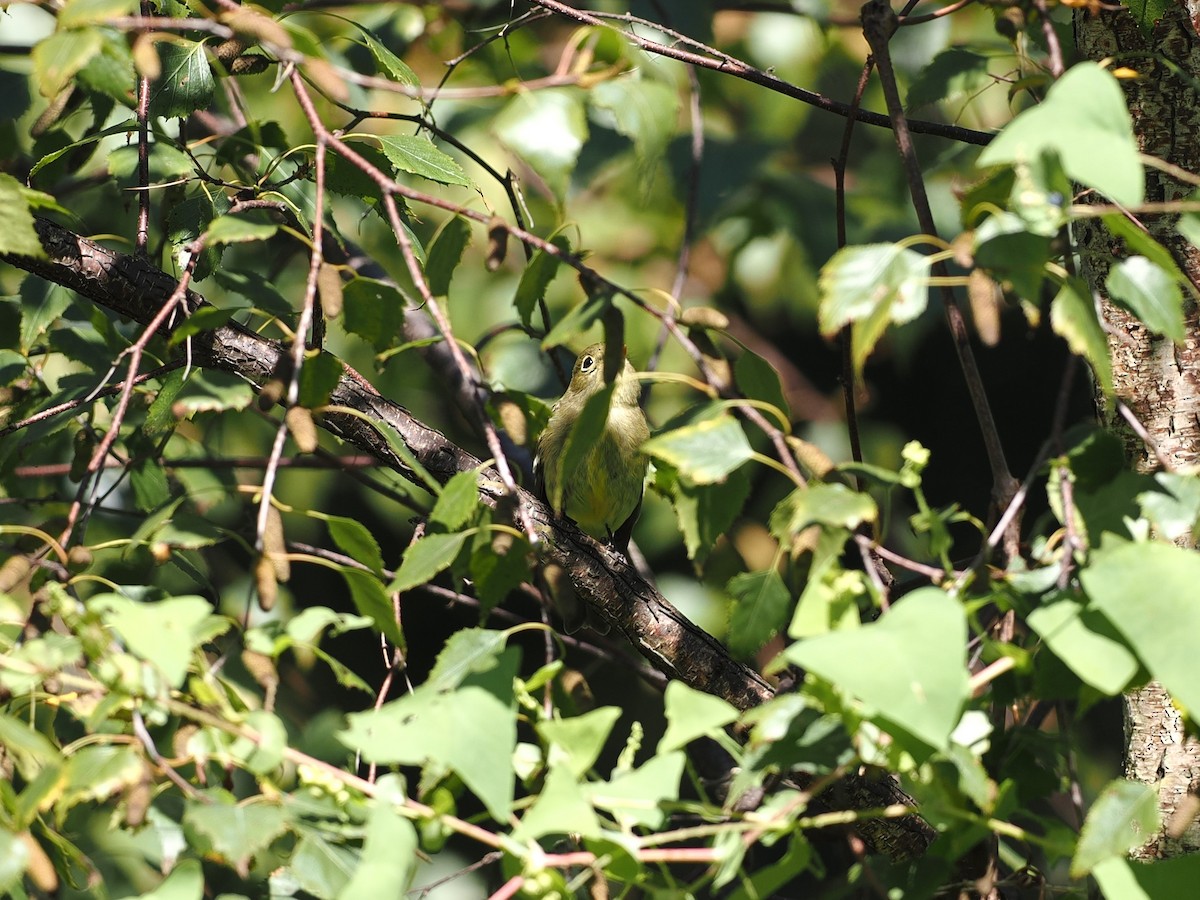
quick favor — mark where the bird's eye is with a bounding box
[579,355,595,373]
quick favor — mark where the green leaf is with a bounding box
[978,63,1142,208]
[340,647,519,820]
[538,707,623,778]
[1102,213,1185,281]
[1139,473,1200,542]
[338,797,417,898]
[166,191,231,281]
[229,710,287,775]
[184,798,291,867]
[659,464,750,564]
[289,835,355,899]
[659,681,739,753]
[515,236,570,330]
[0,174,46,259]
[541,290,612,350]
[1071,779,1160,877]
[470,539,532,613]
[62,745,143,809]
[0,829,29,895]
[359,29,419,86]
[342,277,408,352]
[60,0,137,28]
[341,568,404,647]
[203,214,278,246]
[1094,855,1200,899]
[1027,597,1138,695]
[429,468,481,531]
[19,280,74,354]
[516,766,603,841]
[377,135,471,188]
[817,243,930,374]
[726,569,791,659]
[286,606,373,644]
[789,544,870,638]
[1051,278,1113,397]
[1082,541,1200,717]
[725,834,813,900]
[320,515,384,575]
[30,123,136,184]
[589,76,678,188]
[140,859,203,900]
[735,349,790,423]
[150,40,215,118]
[108,142,193,189]
[0,713,64,779]
[425,215,472,297]
[1122,0,1172,36]
[907,48,992,111]
[783,587,969,750]
[495,88,588,199]
[425,627,508,692]
[290,350,341,409]
[78,33,136,102]
[325,143,392,201]
[32,27,104,97]
[389,531,471,593]
[769,483,876,539]
[973,212,1051,302]
[587,751,685,830]
[88,594,225,687]
[1105,256,1184,342]
[130,458,170,511]
[144,369,187,434]
[643,415,754,485]
[0,349,26,386]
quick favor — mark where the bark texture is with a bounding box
[1075,1,1200,858]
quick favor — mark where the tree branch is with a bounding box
[2,216,936,861]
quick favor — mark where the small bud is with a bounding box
[255,554,278,611]
[318,262,343,318]
[679,306,730,331]
[286,406,318,453]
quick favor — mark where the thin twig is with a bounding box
[1031,0,1065,78]
[860,0,1016,553]
[530,0,992,146]
[0,360,184,439]
[833,60,874,472]
[135,0,152,256]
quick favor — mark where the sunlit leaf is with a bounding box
[32,28,103,98]
[1082,541,1200,717]
[0,174,46,259]
[495,88,587,199]
[1105,255,1184,342]
[1071,779,1159,876]
[1050,278,1113,397]
[643,416,753,485]
[378,134,471,188]
[782,587,969,750]
[978,62,1142,208]
[817,243,930,373]
[149,40,215,118]
[659,681,739,753]
[726,570,791,659]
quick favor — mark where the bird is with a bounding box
[535,342,650,554]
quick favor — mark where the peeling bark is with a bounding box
[1075,1,1200,858]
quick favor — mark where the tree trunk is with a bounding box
[1074,1,1200,858]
